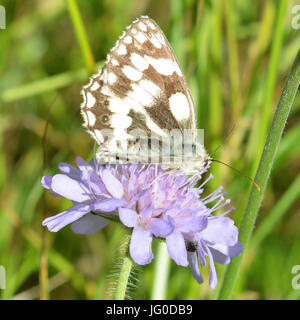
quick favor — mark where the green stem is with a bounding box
[66,0,95,73]
[218,49,300,300]
[113,236,134,300]
[151,242,171,300]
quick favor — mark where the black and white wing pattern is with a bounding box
[80,16,209,170]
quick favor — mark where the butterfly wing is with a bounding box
[81,16,198,164]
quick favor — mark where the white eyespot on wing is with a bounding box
[130,53,149,71]
[90,81,100,91]
[139,79,161,98]
[117,43,127,55]
[81,111,88,126]
[87,110,96,126]
[109,97,130,115]
[122,65,143,81]
[138,21,147,32]
[169,92,191,121]
[127,83,154,107]
[144,56,177,76]
[87,92,96,108]
[148,21,156,30]
[110,114,132,129]
[135,32,147,44]
[124,35,132,44]
[111,58,119,66]
[131,28,137,34]
[149,34,162,48]
[108,72,117,84]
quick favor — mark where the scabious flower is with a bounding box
[42,156,242,289]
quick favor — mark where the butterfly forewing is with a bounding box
[80,16,209,171]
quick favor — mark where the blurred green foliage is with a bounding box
[0,0,299,299]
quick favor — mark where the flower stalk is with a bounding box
[113,236,135,300]
[218,49,300,300]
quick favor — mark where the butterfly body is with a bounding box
[81,16,211,176]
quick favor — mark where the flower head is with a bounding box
[42,156,242,289]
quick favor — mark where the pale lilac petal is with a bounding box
[41,176,52,189]
[204,245,218,289]
[71,213,109,234]
[58,162,81,179]
[88,171,107,196]
[92,198,126,212]
[76,156,94,172]
[209,247,231,265]
[151,216,174,237]
[42,203,92,232]
[140,206,152,219]
[197,240,207,266]
[200,217,238,246]
[166,231,188,266]
[208,241,242,258]
[177,215,208,233]
[119,208,138,227]
[187,252,203,284]
[51,174,91,202]
[101,169,124,198]
[228,241,242,257]
[130,227,153,265]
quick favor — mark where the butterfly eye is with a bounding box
[104,99,109,106]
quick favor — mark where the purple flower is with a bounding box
[119,206,174,265]
[42,156,242,289]
[186,215,242,289]
[42,157,126,232]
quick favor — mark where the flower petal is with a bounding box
[187,251,203,284]
[71,213,109,234]
[41,176,52,189]
[208,241,242,258]
[51,174,91,202]
[204,244,218,290]
[58,162,81,179]
[200,216,238,246]
[177,215,208,233]
[166,231,188,266]
[76,156,94,172]
[42,203,92,232]
[101,169,124,198]
[151,216,175,237]
[130,227,153,265]
[119,208,138,227]
[92,198,126,212]
[209,247,231,265]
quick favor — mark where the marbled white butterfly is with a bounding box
[81,16,211,176]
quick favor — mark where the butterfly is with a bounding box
[80,16,211,176]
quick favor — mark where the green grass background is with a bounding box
[0,0,300,299]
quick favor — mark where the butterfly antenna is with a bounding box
[211,122,236,157]
[211,159,260,191]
